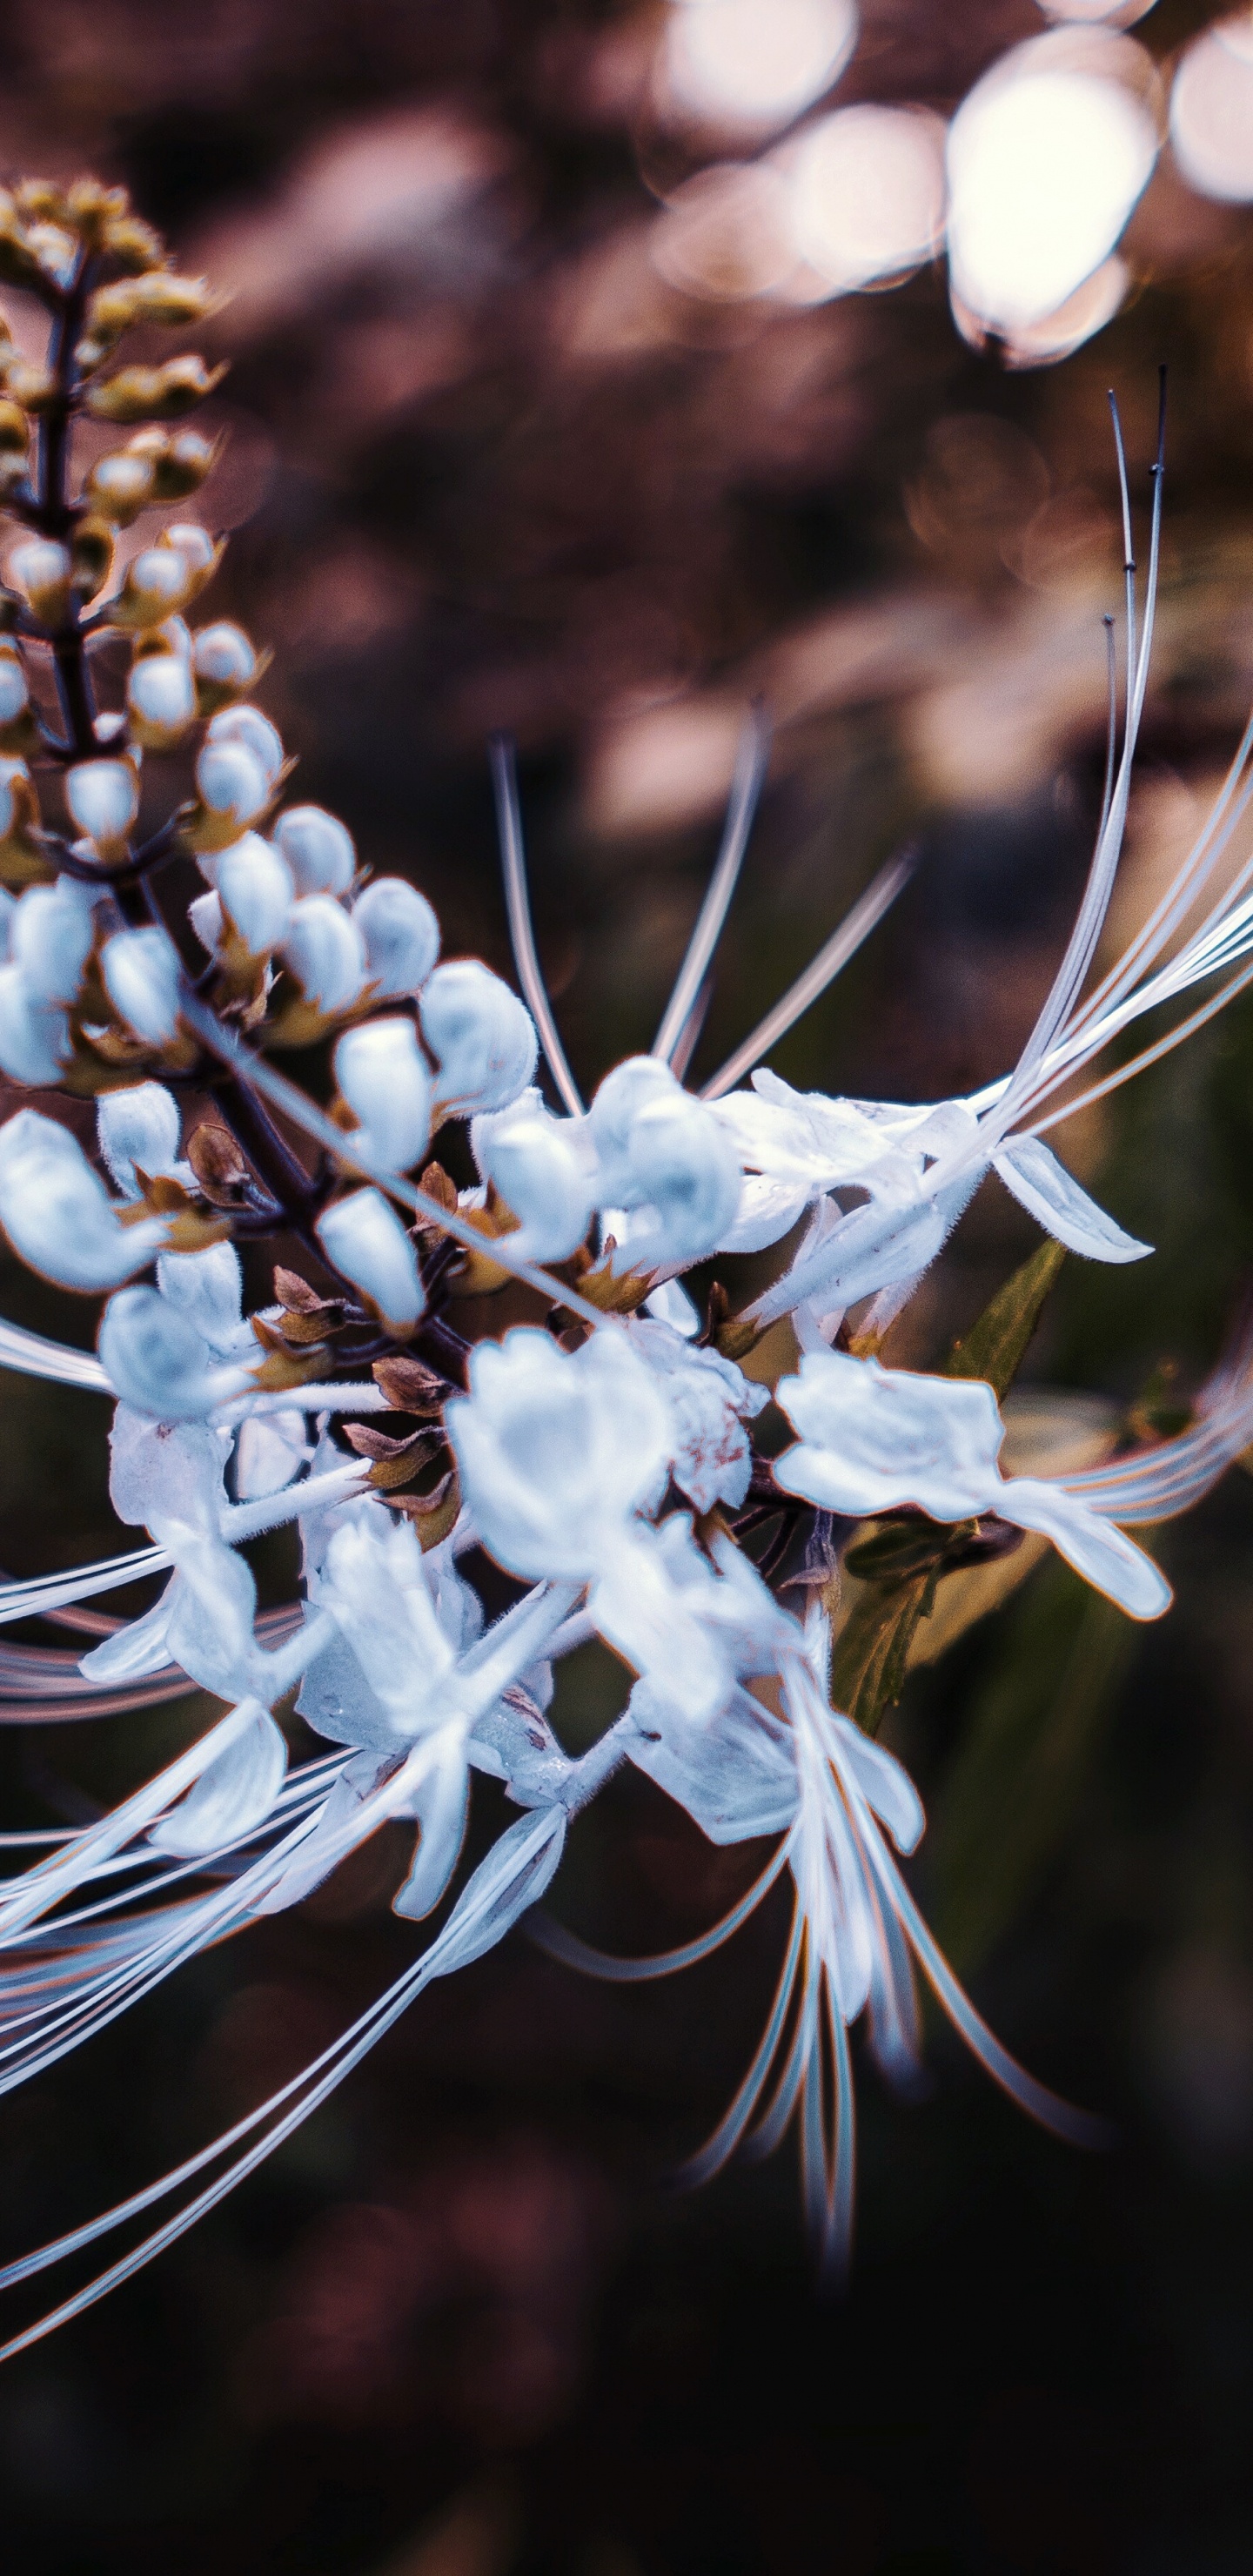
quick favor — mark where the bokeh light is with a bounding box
[650,163,799,302]
[1170,13,1253,205]
[660,0,858,137]
[786,104,947,292]
[947,30,1158,336]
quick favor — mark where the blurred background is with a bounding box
[4,0,1253,2566]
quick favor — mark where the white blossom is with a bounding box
[472,1089,595,1262]
[420,959,538,1115]
[64,759,139,847]
[97,1083,183,1198]
[100,927,182,1044]
[355,875,440,996]
[272,804,355,898]
[0,1110,169,1289]
[0,964,70,1086]
[316,1186,425,1328]
[281,895,366,1013]
[333,1016,432,1173]
[216,833,295,956]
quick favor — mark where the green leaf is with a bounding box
[830,1568,935,1736]
[945,1238,1066,1399]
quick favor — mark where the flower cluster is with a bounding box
[1,187,1253,2354]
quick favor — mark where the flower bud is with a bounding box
[587,1057,682,1203]
[0,197,42,291]
[207,701,283,786]
[12,875,96,1003]
[98,1282,250,1419]
[101,927,182,1045]
[188,888,223,953]
[192,738,271,842]
[216,835,294,957]
[0,965,69,1086]
[611,1090,741,1275]
[0,642,29,725]
[64,757,140,852]
[86,448,156,527]
[125,647,197,748]
[473,1092,595,1263]
[420,960,538,1117]
[272,803,354,898]
[191,621,257,708]
[25,222,77,290]
[0,1110,168,1289]
[64,178,131,243]
[81,273,215,358]
[98,211,165,274]
[85,355,227,423]
[8,537,70,627]
[0,399,27,453]
[112,544,191,627]
[280,897,366,1015]
[97,1080,182,1197]
[316,1187,425,1331]
[70,516,114,601]
[354,875,439,997]
[159,524,218,600]
[137,428,216,502]
[2,359,57,413]
[334,1018,432,1173]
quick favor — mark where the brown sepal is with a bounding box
[387,1468,459,1547]
[372,1352,447,1416]
[186,1122,253,1208]
[345,1424,442,1491]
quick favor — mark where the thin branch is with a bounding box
[489,735,584,1118]
[699,849,915,1104]
[653,701,771,1066]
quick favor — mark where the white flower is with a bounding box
[448,1325,672,1582]
[207,703,284,788]
[64,758,139,848]
[216,833,295,956]
[472,1089,595,1262]
[97,1082,183,1198]
[630,1316,767,1512]
[0,1110,169,1289]
[315,1186,425,1328]
[774,1348,1169,1620]
[195,738,271,833]
[354,875,440,997]
[589,1059,742,1278]
[98,1283,255,1419]
[100,927,182,1044]
[333,1016,432,1173]
[125,649,197,741]
[9,537,70,621]
[191,621,257,689]
[419,959,538,1115]
[10,876,97,1004]
[0,966,70,1087]
[272,805,355,898]
[280,896,366,1013]
[123,547,191,619]
[148,1699,287,1858]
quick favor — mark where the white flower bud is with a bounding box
[161,525,216,583]
[316,1187,425,1329]
[9,538,71,624]
[188,888,223,953]
[472,1090,595,1263]
[195,738,271,832]
[100,927,182,1044]
[87,451,155,524]
[98,1283,251,1419]
[608,1091,742,1275]
[0,755,32,837]
[216,835,295,957]
[0,1110,168,1289]
[354,875,440,997]
[207,703,284,788]
[333,1017,432,1173]
[272,804,355,898]
[587,1057,683,1204]
[191,622,257,688]
[156,1241,245,1352]
[125,649,197,742]
[65,758,140,846]
[420,960,538,1116]
[11,876,96,1003]
[121,547,191,621]
[97,1081,182,1197]
[0,964,69,1087]
[281,896,366,1014]
[0,647,29,723]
